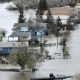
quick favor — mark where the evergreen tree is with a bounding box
[0,0,10,2]
[37,0,48,15]
[18,6,25,23]
[47,9,56,34]
[69,0,76,7]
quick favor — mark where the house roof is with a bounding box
[29,22,47,30]
[37,23,47,31]
[14,23,28,27]
[37,23,47,27]
[44,7,72,15]
[30,23,47,31]
[9,31,31,38]
[0,42,28,47]
[13,23,29,31]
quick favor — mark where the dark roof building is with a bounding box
[9,31,31,38]
[9,23,31,41]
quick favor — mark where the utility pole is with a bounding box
[56,16,61,48]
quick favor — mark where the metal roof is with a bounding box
[44,7,73,15]
[9,31,31,37]
[0,42,28,47]
[30,23,47,31]
[13,23,29,31]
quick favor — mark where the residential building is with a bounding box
[44,7,79,26]
[10,22,31,41]
[30,22,47,41]
[0,42,28,56]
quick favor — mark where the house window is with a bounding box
[21,27,28,32]
[37,31,44,36]
[0,48,2,51]
[37,31,41,36]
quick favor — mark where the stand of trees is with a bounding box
[0,0,10,2]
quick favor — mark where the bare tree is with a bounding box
[9,46,37,70]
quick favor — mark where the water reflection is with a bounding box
[0,72,16,80]
[0,72,36,80]
[11,72,30,80]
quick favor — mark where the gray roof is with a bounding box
[9,31,31,38]
[20,23,28,28]
[13,23,29,31]
[36,23,47,31]
[30,23,47,30]
[14,23,28,27]
[37,23,47,27]
[0,42,28,47]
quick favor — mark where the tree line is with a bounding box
[0,0,10,3]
